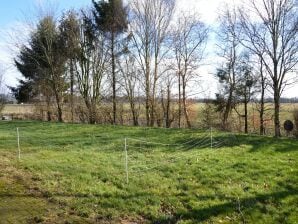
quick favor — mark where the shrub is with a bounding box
[201,99,218,129]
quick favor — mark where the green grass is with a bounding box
[0,121,297,223]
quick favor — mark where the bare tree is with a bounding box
[130,0,175,126]
[258,60,267,135]
[215,8,242,130]
[60,10,80,123]
[254,56,271,135]
[239,0,298,137]
[159,70,176,128]
[172,13,208,128]
[92,0,128,125]
[73,11,109,124]
[119,55,140,126]
[233,52,258,133]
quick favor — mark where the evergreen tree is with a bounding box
[92,0,128,124]
[14,16,67,122]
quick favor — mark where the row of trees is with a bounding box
[214,0,297,136]
[11,0,297,137]
[12,0,208,127]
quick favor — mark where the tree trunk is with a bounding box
[244,89,248,134]
[166,85,171,128]
[85,99,95,124]
[111,32,117,125]
[145,45,150,127]
[145,80,150,126]
[178,72,181,128]
[46,95,51,122]
[244,103,248,133]
[57,103,63,122]
[182,76,191,128]
[51,72,63,123]
[150,58,159,127]
[54,91,63,123]
[273,84,281,137]
[150,99,155,127]
[70,59,74,123]
[259,76,265,135]
[223,87,233,130]
[47,111,51,122]
[129,99,138,126]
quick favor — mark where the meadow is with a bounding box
[0,121,297,223]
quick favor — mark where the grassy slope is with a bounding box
[0,121,297,223]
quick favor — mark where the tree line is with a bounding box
[10,0,297,137]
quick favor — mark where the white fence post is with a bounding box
[125,138,128,184]
[17,127,21,160]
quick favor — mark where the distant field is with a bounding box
[1,102,298,138]
[195,102,298,119]
[2,102,297,120]
[1,104,35,115]
[0,121,297,223]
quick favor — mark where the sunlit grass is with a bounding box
[0,121,297,223]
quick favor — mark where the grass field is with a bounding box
[0,121,297,223]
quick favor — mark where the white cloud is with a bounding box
[176,0,244,24]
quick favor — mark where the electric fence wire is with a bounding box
[125,131,238,175]
[127,141,213,174]
[126,129,211,149]
[11,126,237,183]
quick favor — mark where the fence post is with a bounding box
[17,127,21,160]
[125,138,128,184]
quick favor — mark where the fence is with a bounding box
[0,122,241,223]
[10,125,237,184]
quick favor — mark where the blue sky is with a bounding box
[0,0,91,89]
[0,0,92,92]
[0,0,297,98]
[0,0,225,98]
[0,0,91,27]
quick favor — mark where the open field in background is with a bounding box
[1,104,35,115]
[0,121,297,223]
[2,103,298,136]
[2,103,298,117]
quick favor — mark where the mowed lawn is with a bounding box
[0,121,297,223]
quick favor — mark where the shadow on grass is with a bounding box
[3,121,297,153]
[169,133,298,153]
[152,187,298,224]
[1,186,297,223]
[235,135,298,153]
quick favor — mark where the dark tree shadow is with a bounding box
[151,188,298,224]
[167,133,298,153]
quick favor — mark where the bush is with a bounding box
[201,99,218,129]
[294,109,298,138]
